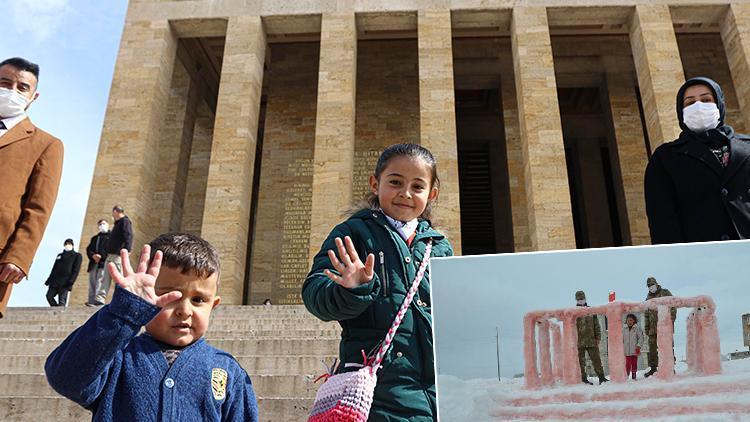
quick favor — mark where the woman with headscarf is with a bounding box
[645,77,750,244]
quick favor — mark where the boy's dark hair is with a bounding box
[0,57,40,80]
[366,143,440,220]
[97,219,107,225]
[149,233,220,281]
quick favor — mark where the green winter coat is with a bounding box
[576,310,601,348]
[302,209,453,421]
[644,287,677,336]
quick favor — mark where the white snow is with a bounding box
[437,358,750,421]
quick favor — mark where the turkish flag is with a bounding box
[608,291,616,302]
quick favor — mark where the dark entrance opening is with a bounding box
[455,89,514,255]
[558,87,624,248]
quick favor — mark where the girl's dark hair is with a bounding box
[366,143,440,220]
[626,313,638,323]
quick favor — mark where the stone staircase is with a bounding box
[0,305,340,421]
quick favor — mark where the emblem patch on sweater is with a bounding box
[211,368,228,400]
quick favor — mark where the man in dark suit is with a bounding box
[45,239,82,307]
[0,57,63,317]
[645,77,750,244]
[96,205,133,304]
[84,219,111,306]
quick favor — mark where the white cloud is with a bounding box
[10,0,73,42]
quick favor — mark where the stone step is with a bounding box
[2,305,316,320]
[0,396,312,422]
[0,320,341,332]
[0,354,338,376]
[0,373,320,398]
[0,338,340,356]
[0,329,341,340]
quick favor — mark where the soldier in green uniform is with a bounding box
[575,291,608,385]
[644,276,677,377]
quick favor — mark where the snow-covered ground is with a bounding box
[437,358,750,421]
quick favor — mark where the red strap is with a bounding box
[406,232,416,246]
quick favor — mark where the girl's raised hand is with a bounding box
[108,245,182,308]
[324,236,375,289]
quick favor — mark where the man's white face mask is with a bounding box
[98,223,109,233]
[649,285,658,294]
[683,101,720,132]
[0,87,29,118]
[576,299,586,306]
[64,245,73,252]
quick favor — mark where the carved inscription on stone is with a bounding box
[353,149,381,203]
[278,158,312,304]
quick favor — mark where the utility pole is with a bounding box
[496,326,501,381]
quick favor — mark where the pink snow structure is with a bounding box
[523,295,721,389]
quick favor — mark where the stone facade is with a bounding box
[73,0,750,306]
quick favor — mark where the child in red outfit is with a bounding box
[623,313,644,380]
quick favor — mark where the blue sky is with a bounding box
[3,0,129,306]
[432,240,750,380]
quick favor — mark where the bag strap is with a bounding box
[371,240,432,373]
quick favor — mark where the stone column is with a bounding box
[629,5,684,149]
[418,10,462,254]
[73,19,178,305]
[721,4,750,132]
[181,101,214,236]
[511,7,575,251]
[501,77,531,252]
[308,13,357,261]
[153,60,198,234]
[605,73,650,245]
[201,16,266,305]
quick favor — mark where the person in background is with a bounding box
[575,290,608,385]
[45,239,82,307]
[645,77,750,243]
[644,277,676,378]
[0,57,64,318]
[96,205,133,304]
[85,219,111,306]
[623,313,644,380]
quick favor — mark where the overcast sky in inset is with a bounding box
[432,240,750,380]
[3,0,128,306]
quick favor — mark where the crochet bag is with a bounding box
[308,241,433,422]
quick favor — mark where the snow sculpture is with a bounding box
[523,295,721,389]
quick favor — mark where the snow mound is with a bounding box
[437,358,750,421]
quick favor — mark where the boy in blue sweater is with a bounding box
[45,233,259,421]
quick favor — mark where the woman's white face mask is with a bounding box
[649,285,658,294]
[683,101,720,132]
[576,300,586,306]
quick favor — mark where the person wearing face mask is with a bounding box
[643,277,676,378]
[0,57,64,317]
[575,290,608,385]
[44,239,82,307]
[645,77,750,244]
[84,219,111,306]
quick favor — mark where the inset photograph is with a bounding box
[432,240,750,420]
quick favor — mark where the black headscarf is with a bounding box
[675,77,735,149]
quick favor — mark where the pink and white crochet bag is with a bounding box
[308,241,433,422]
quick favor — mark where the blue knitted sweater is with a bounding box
[45,287,259,421]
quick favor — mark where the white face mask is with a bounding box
[683,101,720,132]
[0,87,29,118]
[576,299,586,306]
[649,285,658,294]
[64,245,73,252]
[98,224,109,233]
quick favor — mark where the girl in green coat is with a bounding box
[303,144,453,421]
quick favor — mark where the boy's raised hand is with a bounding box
[109,245,182,308]
[324,236,375,289]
